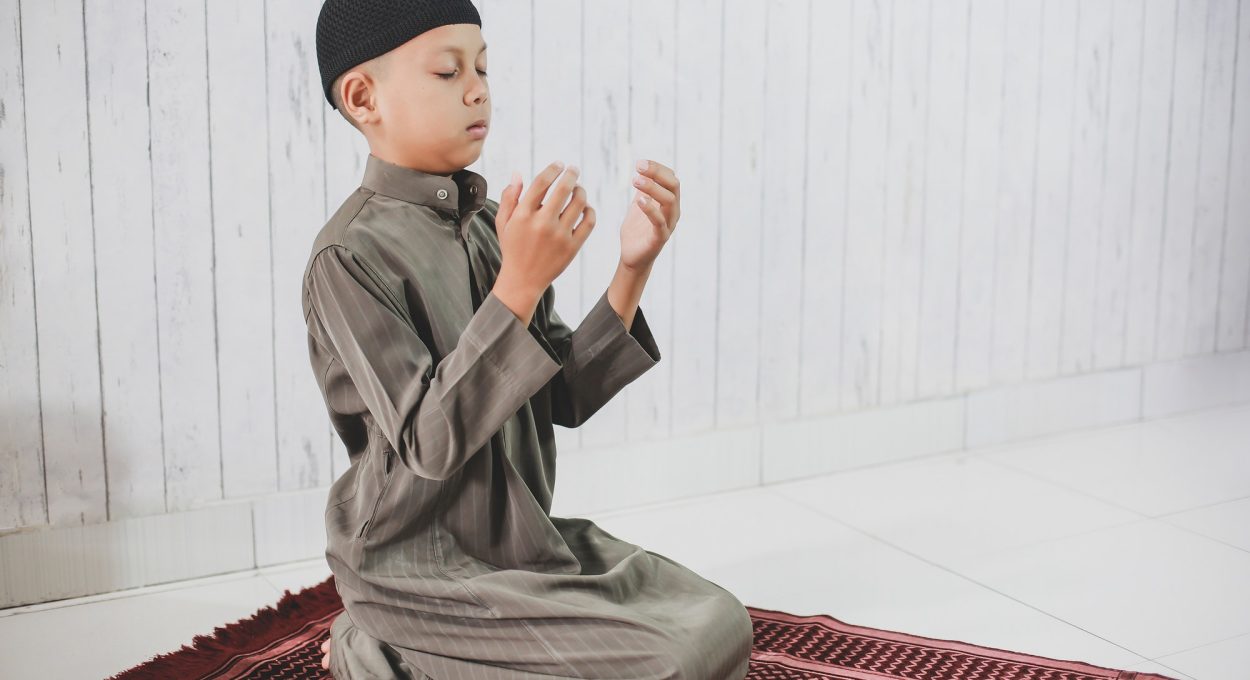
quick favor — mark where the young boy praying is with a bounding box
[306,1,753,677]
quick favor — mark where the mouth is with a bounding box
[467,118,488,130]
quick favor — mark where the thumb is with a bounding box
[496,171,522,234]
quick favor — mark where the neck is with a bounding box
[368,150,457,177]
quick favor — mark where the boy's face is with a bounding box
[362,24,490,175]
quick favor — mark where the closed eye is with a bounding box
[437,69,489,79]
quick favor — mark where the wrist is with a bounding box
[618,257,654,276]
[615,258,655,282]
[492,268,544,322]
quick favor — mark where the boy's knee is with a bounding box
[328,610,428,679]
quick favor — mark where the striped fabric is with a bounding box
[301,153,753,679]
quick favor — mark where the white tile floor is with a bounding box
[2,403,1247,680]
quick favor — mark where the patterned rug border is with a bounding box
[103,577,1181,680]
[743,604,1179,680]
[104,576,343,680]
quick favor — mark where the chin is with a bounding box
[456,145,484,169]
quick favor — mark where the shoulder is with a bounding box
[301,190,408,312]
[302,242,408,326]
[303,188,435,283]
[308,188,370,253]
[303,188,373,283]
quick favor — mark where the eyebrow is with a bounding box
[437,42,488,55]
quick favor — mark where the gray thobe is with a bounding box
[302,153,753,679]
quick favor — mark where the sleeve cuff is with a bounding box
[463,290,563,400]
[573,289,662,378]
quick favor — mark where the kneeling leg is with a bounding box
[327,610,432,680]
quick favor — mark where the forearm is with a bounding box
[606,257,654,332]
[544,277,661,428]
[306,246,562,481]
[394,290,561,479]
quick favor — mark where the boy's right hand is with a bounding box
[493,161,596,304]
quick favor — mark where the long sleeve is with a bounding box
[538,283,661,428]
[304,244,561,481]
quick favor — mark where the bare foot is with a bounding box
[321,637,331,672]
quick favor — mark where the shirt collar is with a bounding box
[360,153,488,237]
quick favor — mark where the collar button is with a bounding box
[436,188,449,199]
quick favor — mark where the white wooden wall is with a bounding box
[2,0,1248,543]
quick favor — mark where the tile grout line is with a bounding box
[759,487,1167,667]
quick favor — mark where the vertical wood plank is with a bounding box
[84,0,165,518]
[990,0,1043,386]
[917,0,970,397]
[1060,0,1112,374]
[1092,0,1145,370]
[147,0,221,510]
[1026,0,1079,380]
[1124,0,1178,365]
[531,0,581,455]
[1217,0,1250,351]
[207,0,279,498]
[798,0,853,417]
[671,0,722,435]
[1185,0,1240,355]
[955,0,1006,393]
[1154,0,1209,360]
[878,0,930,405]
[626,0,677,439]
[0,0,45,530]
[23,0,107,525]
[580,1,633,447]
[266,0,327,491]
[716,0,766,426]
[842,0,892,409]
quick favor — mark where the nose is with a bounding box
[468,73,488,104]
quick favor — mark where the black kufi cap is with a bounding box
[317,0,482,110]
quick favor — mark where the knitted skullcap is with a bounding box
[316,0,482,109]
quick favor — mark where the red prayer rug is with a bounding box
[106,576,1181,680]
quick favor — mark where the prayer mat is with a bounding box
[106,576,1181,680]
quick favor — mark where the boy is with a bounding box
[307,1,753,678]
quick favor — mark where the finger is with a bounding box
[519,161,567,212]
[633,172,676,212]
[571,205,596,246]
[321,639,330,652]
[558,184,589,234]
[635,193,668,231]
[496,171,522,234]
[322,654,330,670]
[539,165,580,219]
[636,159,680,198]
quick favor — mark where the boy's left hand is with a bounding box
[620,159,680,271]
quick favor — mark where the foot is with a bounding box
[321,637,331,671]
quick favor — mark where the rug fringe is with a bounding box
[105,575,343,680]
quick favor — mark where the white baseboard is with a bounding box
[3,349,1247,610]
